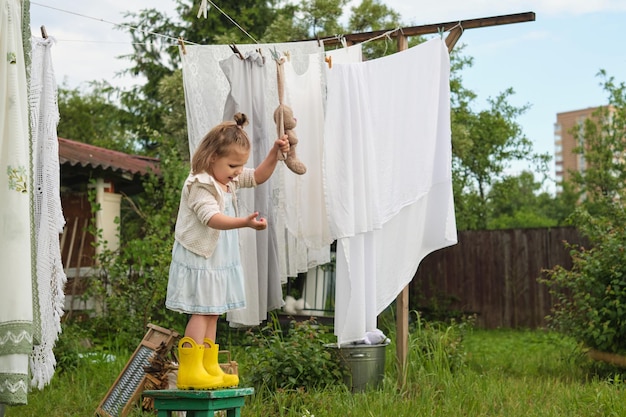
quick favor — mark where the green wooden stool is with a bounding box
[143,387,254,417]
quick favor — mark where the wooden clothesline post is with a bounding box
[308,11,536,389]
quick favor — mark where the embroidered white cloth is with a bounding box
[0,0,33,405]
[323,38,458,345]
[29,35,66,390]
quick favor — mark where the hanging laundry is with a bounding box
[180,40,329,278]
[181,41,321,155]
[280,51,333,272]
[324,42,363,64]
[0,0,34,406]
[324,38,458,345]
[29,35,67,390]
[219,51,283,327]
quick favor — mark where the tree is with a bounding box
[57,81,137,153]
[542,71,626,355]
[346,0,403,59]
[87,74,191,346]
[569,70,626,217]
[487,171,558,229]
[451,88,551,229]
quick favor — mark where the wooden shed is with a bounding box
[58,137,160,312]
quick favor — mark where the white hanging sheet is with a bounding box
[324,42,363,64]
[323,38,458,345]
[0,0,33,405]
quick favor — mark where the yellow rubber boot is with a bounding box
[203,339,239,388]
[176,337,224,390]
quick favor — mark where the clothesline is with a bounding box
[30,1,198,45]
[30,1,462,52]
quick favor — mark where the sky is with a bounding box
[29,1,626,193]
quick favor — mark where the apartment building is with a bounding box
[554,107,603,191]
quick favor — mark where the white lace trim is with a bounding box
[28,35,66,390]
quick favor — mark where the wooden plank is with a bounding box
[395,34,409,390]
[315,12,535,46]
[143,388,254,400]
[445,26,463,52]
[395,286,409,388]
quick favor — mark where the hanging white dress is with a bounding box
[219,52,283,326]
[0,0,33,405]
[279,52,333,275]
[29,35,66,390]
[323,38,458,345]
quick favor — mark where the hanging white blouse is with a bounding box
[280,52,333,269]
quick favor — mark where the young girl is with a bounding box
[166,113,289,390]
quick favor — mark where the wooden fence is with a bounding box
[410,227,587,329]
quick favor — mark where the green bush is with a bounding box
[53,322,92,373]
[242,315,345,391]
[542,208,626,355]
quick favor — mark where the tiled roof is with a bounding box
[58,137,160,176]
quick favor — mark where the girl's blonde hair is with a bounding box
[191,113,251,175]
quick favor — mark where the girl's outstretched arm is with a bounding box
[208,212,267,231]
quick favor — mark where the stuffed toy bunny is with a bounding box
[274,104,306,175]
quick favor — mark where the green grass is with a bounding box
[6,328,626,416]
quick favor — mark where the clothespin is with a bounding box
[229,44,244,60]
[270,47,281,62]
[316,34,321,47]
[284,51,291,61]
[197,0,210,19]
[437,26,445,39]
[325,55,332,69]
[178,37,187,55]
[340,35,347,49]
[40,25,48,39]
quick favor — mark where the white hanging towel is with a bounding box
[324,38,457,345]
[0,0,33,405]
[29,35,67,389]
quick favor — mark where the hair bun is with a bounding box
[233,112,249,127]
